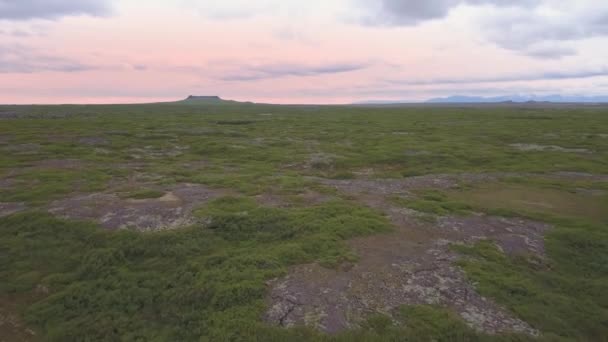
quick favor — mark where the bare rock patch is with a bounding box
[265,175,548,335]
[0,305,36,341]
[266,213,542,335]
[318,173,501,196]
[0,179,16,190]
[510,143,591,154]
[2,143,41,155]
[438,215,550,257]
[48,184,225,231]
[128,145,189,160]
[30,159,86,170]
[307,153,339,170]
[0,203,27,217]
[78,136,109,146]
[551,172,608,181]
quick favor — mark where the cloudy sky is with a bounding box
[1,0,607,104]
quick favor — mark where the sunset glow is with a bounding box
[1,0,607,104]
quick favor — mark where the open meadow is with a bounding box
[1,100,607,341]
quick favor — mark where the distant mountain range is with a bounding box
[354,94,608,105]
[425,94,608,103]
[178,95,608,106]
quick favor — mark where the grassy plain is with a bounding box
[0,101,607,341]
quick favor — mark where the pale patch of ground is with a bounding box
[351,168,375,177]
[179,160,211,170]
[29,159,86,170]
[0,179,15,190]
[0,303,36,342]
[317,173,501,196]
[78,136,109,146]
[0,203,27,217]
[128,145,190,160]
[1,144,41,155]
[307,153,340,170]
[438,215,549,256]
[48,184,226,231]
[551,171,608,181]
[510,143,591,153]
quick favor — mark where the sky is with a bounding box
[1,0,608,104]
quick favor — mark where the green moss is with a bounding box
[449,182,608,224]
[120,189,165,200]
[0,169,110,205]
[392,190,473,216]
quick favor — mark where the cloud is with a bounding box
[180,0,304,20]
[218,61,371,81]
[192,2,274,20]
[9,29,32,37]
[358,1,608,59]
[132,64,148,71]
[0,44,97,73]
[0,29,32,37]
[272,26,318,45]
[523,45,578,59]
[0,0,112,21]
[361,0,456,26]
[480,4,608,58]
[359,0,539,26]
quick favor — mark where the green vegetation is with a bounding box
[393,181,608,340]
[0,168,110,205]
[451,182,608,224]
[0,199,392,341]
[454,216,608,341]
[120,189,166,200]
[391,190,473,216]
[0,208,533,341]
[1,102,607,340]
[2,103,607,204]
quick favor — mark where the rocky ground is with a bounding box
[48,183,227,231]
[265,174,551,335]
[0,203,27,218]
[1,170,600,337]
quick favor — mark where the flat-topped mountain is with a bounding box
[184,95,224,102]
[179,95,228,105]
[175,95,257,106]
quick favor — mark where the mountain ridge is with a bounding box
[426,94,608,103]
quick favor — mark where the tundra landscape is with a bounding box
[2,0,608,341]
[1,98,607,341]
